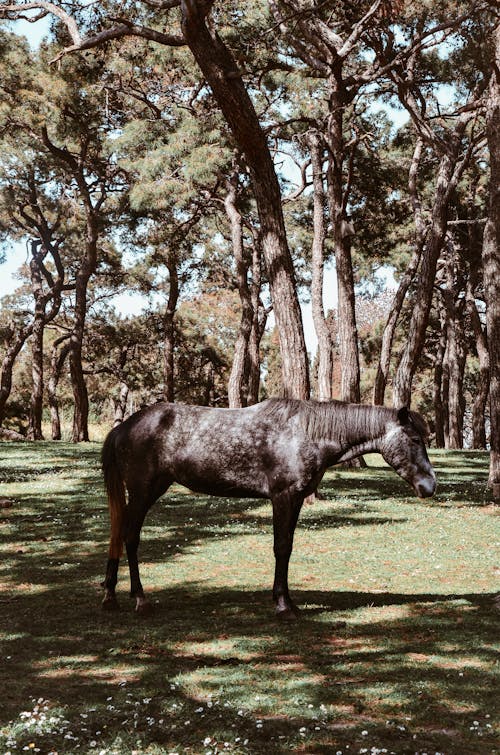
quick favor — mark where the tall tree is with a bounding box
[483,19,500,495]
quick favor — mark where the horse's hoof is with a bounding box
[135,597,153,616]
[276,605,300,621]
[102,596,120,611]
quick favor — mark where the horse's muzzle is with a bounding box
[415,477,436,498]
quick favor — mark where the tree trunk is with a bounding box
[225,174,254,408]
[484,22,500,495]
[48,335,71,441]
[308,132,334,400]
[70,257,94,442]
[0,325,33,429]
[442,342,450,448]
[180,1,309,399]
[466,289,489,449]
[27,243,47,441]
[325,75,360,404]
[373,245,422,406]
[373,139,424,406]
[247,242,266,405]
[163,252,179,403]
[392,150,457,407]
[446,301,466,449]
[113,381,129,426]
[28,314,45,440]
[433,307,448,448]
[440,245,466,449]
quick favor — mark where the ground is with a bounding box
[0,443,498,754]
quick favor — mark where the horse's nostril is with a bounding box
[416,479,436,498]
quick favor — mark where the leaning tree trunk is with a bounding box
[484,22,500,496]
[308,132,334,401]
[181,1,309,399]
[392,150,458,407]
[225,174,254,408]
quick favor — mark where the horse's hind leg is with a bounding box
[102,558,120,610]
[125,480,171,614]
[125,494,152,614]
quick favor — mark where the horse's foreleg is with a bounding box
[271,492,304,620]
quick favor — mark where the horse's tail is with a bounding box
[101,428,126,560]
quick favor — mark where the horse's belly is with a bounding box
[172,456,269,499]
[176,473,268,499]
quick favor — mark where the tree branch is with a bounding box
[0,1,82,43]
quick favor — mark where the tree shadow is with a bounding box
[0,442,497,753]
[1,579,497,753]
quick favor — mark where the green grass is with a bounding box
[0,443,498,754]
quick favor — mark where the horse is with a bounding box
[101,398,436,619]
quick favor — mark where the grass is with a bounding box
[0,443,498,754]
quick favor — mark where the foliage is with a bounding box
[0,1,497,447]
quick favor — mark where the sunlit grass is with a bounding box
[0,442,498,753]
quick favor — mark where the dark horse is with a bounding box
[101,399,436,619]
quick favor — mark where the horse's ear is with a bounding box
[397,406,410,425]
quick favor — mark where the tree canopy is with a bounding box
[0,0,499,489]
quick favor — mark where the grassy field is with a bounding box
[0,442,498,754]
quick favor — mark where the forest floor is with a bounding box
[0,442,498,754]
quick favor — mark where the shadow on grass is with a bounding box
[0,442,497,753]
[1,580,498,754]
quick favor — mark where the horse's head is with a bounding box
[380,407,436,498]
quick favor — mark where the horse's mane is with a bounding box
[406,409,430,439]
[263,398,428,443]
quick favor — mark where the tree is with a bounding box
[483,19,500,495]
[0,0,310,398]
[373,4,491,406]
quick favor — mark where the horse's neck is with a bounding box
[330,405,391,463]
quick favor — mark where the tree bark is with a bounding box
[466,282,489,449]
[392,149,461,407]
[70,256,93,442]
[247,240,266,405]
[444,296,466,449]
[0,323,33,430]
[163,252,179,403]
[180,1,309,399]
[308,132,334,400]
[40,128,101,442]
[225,174,254,408]
[484,21,500,495]
[433,306,448,448]
[373,138,425,406]
[27,242,47,440]
[113,380,129,426]
[48,335,71,440]
[325,72,360,404]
